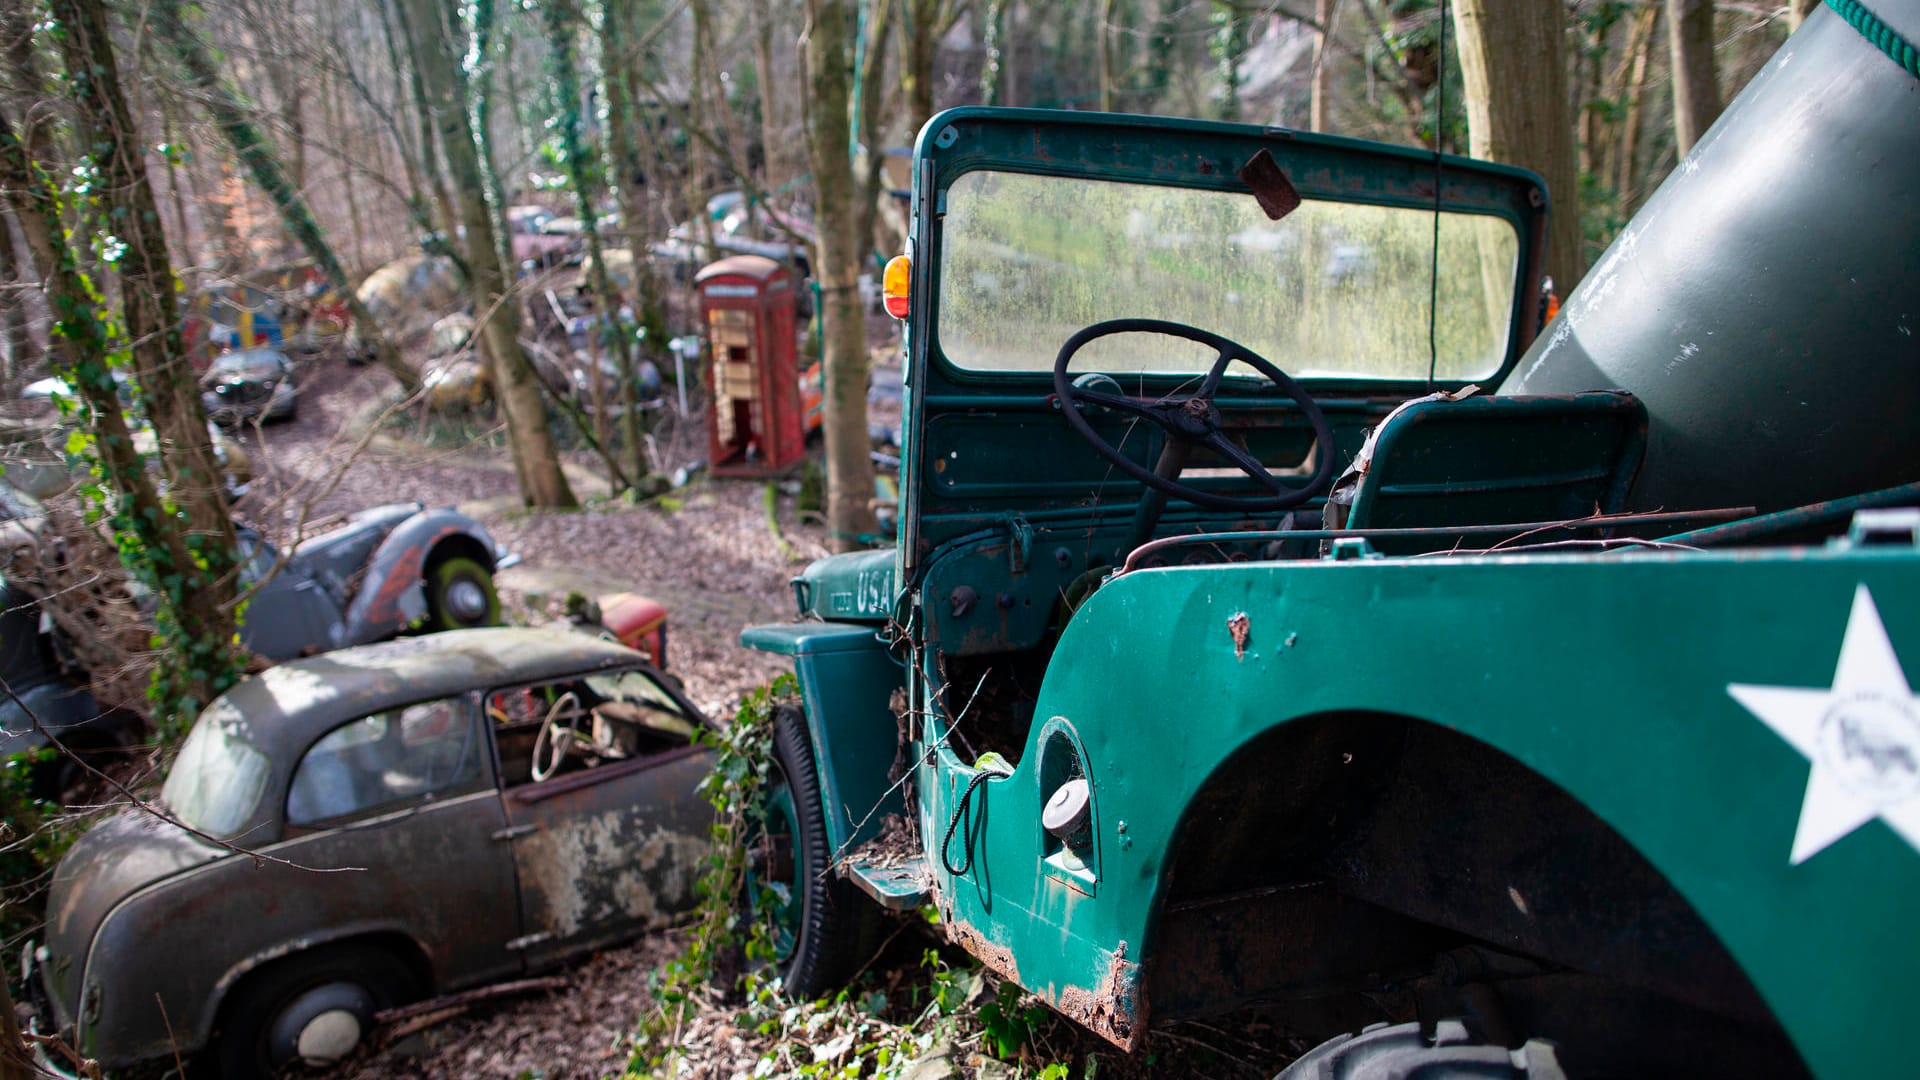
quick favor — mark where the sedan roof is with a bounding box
[216,627,644,756]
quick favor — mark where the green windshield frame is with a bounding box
[909,108,1548,395]
[935,169,1519,382]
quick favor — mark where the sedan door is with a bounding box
[488,669,715,968]
[274,698,524,989]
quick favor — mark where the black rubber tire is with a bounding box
[760,704,880,999]
[210,943,419,1079]
[1276,1020,1568,1080]
[423,554,500,631]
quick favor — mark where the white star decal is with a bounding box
[1729,585,1920,864]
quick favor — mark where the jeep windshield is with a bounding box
[937,169,1519,382]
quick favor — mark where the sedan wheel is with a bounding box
[214,944,417,1079]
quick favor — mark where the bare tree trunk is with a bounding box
[855,0,896,268]
[804,0,878,551]
[1099,0,1116,111]
[1667,0,1722,155]
[756,6,785,188]
[473,0,517,281]
[386,0,460,247]
[1451,0,1585,291]
[34,0,244,704]
[544,0,651,488]
[152,0,420,392]
[1311,0,1337,131]
[0,973,29,1080]
[604,2,668,347]
[901,0,945,133]
[0,210,37,383]
[400,0,577,508]
[1614,4,1659,209]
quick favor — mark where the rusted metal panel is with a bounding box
[503,747,713,968]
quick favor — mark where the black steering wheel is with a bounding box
[1051,318,1335,512]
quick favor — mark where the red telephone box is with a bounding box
[698,255,807,477]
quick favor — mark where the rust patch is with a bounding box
[1228,612,1251,660]
[1054,940,1144,1051]
[947,920,1019,986]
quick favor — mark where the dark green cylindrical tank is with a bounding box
[1505,2,1920,515]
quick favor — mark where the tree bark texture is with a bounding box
[399,0,577,508]
[0,210,37,382]
[48,0,242,701]
[543,0,650,486]
[151,0,420,392]
[0,102,234,710]
[1666,0,1722,156]
[805,0,879,551]
[1451,0,1586,292]
[1311,0,1337,132]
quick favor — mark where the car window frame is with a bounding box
[479,663,704,794]
[283,695,494,831]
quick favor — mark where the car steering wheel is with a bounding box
[530,691,583,783]
[1052,318,1335,512]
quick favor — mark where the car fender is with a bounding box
[198,920,430,1046]
[739,621,906,857]
[340,510,502,646]
[0,680,107,751]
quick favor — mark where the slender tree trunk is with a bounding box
[855,0,896,269]
[400,0,577,508]
[1666,0,1722,155]
[1451,0,1585,292]
[804,0,878,551]
[0,210,38,383]
[39,0,243,704]
[151,0,420,392]
[756,6,785,188]
[544,0,651,487]
[1311,0,1337,131]
[0,972,29,1080]
[1613,4,1659,208]
[604,2,668,348]
[1099,0,1116,111]
[387,0,460,246]
[904,0,942,132]
[473,0,517,281]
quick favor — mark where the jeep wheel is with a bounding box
[424,555,499,631]
[212,944,419,1079]
[1277,1020,1567,1080]
[747,705,878,999]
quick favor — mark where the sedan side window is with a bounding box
[287,699,483,826]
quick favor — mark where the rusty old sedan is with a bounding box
[25,627,713,1077]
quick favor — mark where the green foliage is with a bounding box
[0,750,81,945]
[628,674,790,1074]
[978,979,1052,1061]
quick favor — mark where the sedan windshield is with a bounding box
[162,700,273,840]
[937,170,1519,382]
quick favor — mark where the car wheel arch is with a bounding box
[201,927,435,1050]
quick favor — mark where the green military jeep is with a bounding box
[743,3,1920,1075]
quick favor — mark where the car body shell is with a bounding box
[237,502,506,662]
[31,628,713,1069]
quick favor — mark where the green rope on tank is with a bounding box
[1825,0,1920,78]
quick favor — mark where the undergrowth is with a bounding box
[624,676,1077,1080]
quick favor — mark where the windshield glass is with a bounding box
[937,170,1518,381]
[162,699,273,839]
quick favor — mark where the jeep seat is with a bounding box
[1330,391,1648,550]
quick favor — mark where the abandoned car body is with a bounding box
[235,501,507,661]
[742,5,1918,1078]
[26,628,713,1076]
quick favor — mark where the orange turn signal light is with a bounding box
[882,254,911,320]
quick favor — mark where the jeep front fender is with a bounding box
[740,621,907,856]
